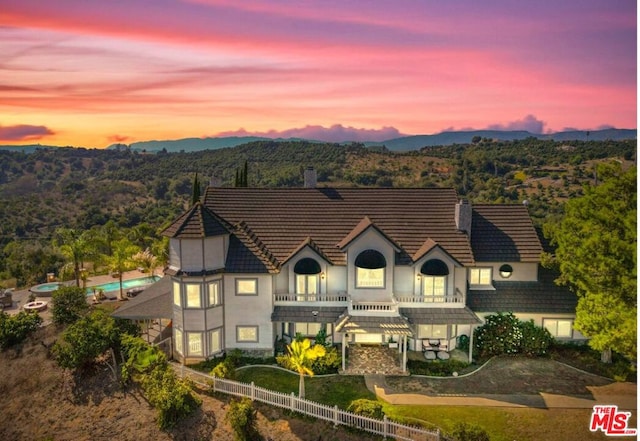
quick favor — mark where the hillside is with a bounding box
[0,325,375,441]
[0,139,634,246]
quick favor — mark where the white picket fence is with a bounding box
[175,365,440,441]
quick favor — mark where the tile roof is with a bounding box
[471,204,542,262]
[225,227,280,274]
[111,276,172,319]
[271,306,346,322]
[203,187,474,266]
[401,307,482,325]
[282,236,334,265]
[467,267,577,314]
[162,202,232,238]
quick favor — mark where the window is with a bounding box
[185,284,201,308]
[187,332,203,356]
[544,319,573,338]
[469,268,492,286]
[418,324,447,339]
[355,250,386,288]
[421,259,448,300]
[236,278,257,296]
[209,328,222,355]
[236,326,259,342]
[499,264,513,279]
[174,328,183,355]
[208,281,222,307]
[422,276,446,299]
[173,281,181,306]
[294,258,320,300]
[295,322,323,336]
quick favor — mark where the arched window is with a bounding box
[294,258,320,300]
[420,259,449,301]
[355,250,386,288]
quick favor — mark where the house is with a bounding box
[114,170,583,371]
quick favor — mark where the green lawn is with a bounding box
[233,366,615,441]
[235,367,375,409]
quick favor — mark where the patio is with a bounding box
[342,345,407,376]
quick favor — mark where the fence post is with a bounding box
[290,392,296,412]
[383,415,388,439]
[333,405,339,426]
[212,376,216,393]
[251,382,255,401]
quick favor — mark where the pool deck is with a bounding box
[5,269,160,323]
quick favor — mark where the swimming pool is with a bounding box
[86,275,160,295]
[30,282,65,296]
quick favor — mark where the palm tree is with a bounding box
[133,248,158,275]
[53,228,93,286]
[106,238,140,300]
[285,338,326,399]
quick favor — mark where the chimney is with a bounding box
[304,166,317,188]
[455,200,472,237]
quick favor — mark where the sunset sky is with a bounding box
[1,0,636,147]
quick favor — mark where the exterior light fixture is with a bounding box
[499,264,513,279]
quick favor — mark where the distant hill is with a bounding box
[370,128,637,151]
[1,128,635,153]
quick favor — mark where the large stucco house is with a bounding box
[114,170,583,371]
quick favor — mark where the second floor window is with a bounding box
[355,249,386,288]
[421,259,449,299]
[294,258,320,299]
[469,268,492,286]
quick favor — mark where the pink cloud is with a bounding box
[108,134,131,143]
[0,124,55,141]
[486,115,547,134]
[216,124,404,142]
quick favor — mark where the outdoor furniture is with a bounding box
[0,291,12,309]
[126,287,145,298]
[422,339,439,352]
[436,351,450,360]
[424,350,437,360]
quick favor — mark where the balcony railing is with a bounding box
[348,295,398,315]
[394,288,464,304]
[274,291,348,303]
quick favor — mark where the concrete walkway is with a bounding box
[364,374,637,410]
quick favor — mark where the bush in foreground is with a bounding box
[347,399,385,419]
[225,397,257,441]
[0,310,42,350]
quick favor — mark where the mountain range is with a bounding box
[1,128,635,153]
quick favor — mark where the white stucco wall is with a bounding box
[471,261,539,282]
[223,274,273,350]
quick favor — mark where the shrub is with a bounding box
[407,359,470,376]
[211,358,236,379]
[0,310,42,350]
[474,312,523,358]
[311,346,341,375]
[141,364,201,430]
[52,286,89,325]
[449,422,491,441]
[225,397,257,441]
[519,320,554,356]
[122,335,201,429]
[347,399,385,419]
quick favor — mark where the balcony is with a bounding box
[348,295,398,316]
[273,291,348,304]
[394,288,464,305]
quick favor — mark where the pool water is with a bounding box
[86,276,160,295]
